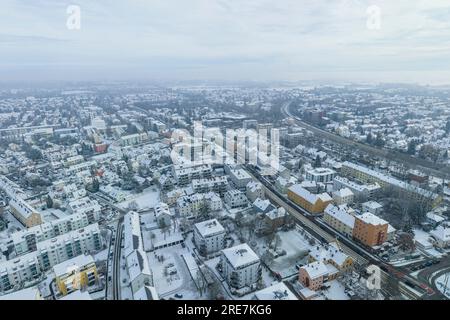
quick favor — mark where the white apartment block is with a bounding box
[305,167,336,183]
[220,243,261,289]
[173,164,212,186]
[224,190,248,209]
[68,197,101,224]
[229,169,252,189]
[65,161,96,176]
[192,176,228,195]
[176,192,222,217]
[11,212,91,256]
[332,187,354,205]
[0,223,102,292]
[193,219,226,255]
[333,176,380,199]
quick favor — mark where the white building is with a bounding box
[362,201,383,215]
[305,167,336,183]
[224,190,248,209]
[430,225,450,248]
[193,219,226,255]
[192,176,228,195]
[229,169,252,189]
[332,187,354,205]
[176,192,222,217]
[11,212,91,256]
[68,197,101,224]
[220,243,261,289]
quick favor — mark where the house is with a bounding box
[362,201,383,215]
[430,225,450,248]
[252,198,276,214]
[298,261,329,291]
[253,282,297,300]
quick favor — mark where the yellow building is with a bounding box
[54,254,98,296]
[308,242,354,273]
[287,184,333,214]
[9,198,42,228]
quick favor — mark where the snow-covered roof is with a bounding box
[356,212,388,226]
[430,225,450,242]
[333,187,354,198]
[324,204,355,228]
[133,285,159,300]
[221,243,259,268]
[301,261,329,279]
[53,254,94,277]
[288,184,332,204]
[126,249,152,283]
[194,219,225,237]
[309,243,351,267]
[254,282,297,300]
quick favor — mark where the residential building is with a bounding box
[54,254,98,296]
[224,190,248,209]
[193,219,226,255]
[332,188,354,205]
[246,181,265,202]
[352,213,389,247]
[220,243,261,289]
[287,184,333,214]
[305,167,336,183]
[323,204,355,237]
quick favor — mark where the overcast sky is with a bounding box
[1,0,450,84]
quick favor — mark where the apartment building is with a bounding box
[341,161,441,207]
[37,223,103,271]
[224,190,248,209]
[323,204,355,237]
[68,197,101,224]
[120,133,148,147]
[176,192,222,217]
[54,254,98,296]
[352,212,389,247]
[0,175,42,228]
[333,176,380,199]
[305,167,336,183]
[287,184,332,214]
[173,164,212,186]
[193,219,226,256]
[229,169,252,189]
[0,224,101,292]
[11,212,90,256]
[192,176,228,196]
[332,188,354,205]
[220,243,261,289]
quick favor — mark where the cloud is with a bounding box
[0,0,449,83]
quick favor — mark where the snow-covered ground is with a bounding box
[147,245,194,297]
[118,187,160,211]
[435,273,450,298]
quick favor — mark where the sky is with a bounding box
[1,0,450,84]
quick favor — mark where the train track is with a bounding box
[245,165,435,300]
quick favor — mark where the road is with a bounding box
[281,101,450,177]
[245,165,439,300]
[417,257,450,300]
[112,218,124,300]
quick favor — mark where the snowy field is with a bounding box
[118,187,160,211]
